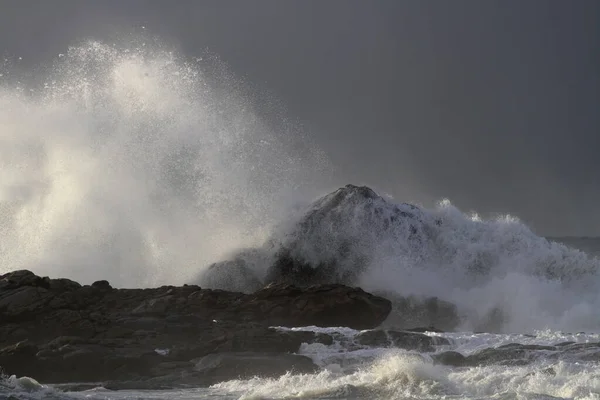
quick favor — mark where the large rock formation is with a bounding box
[0,270,391,387]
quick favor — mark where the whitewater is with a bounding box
[2,40,600,399]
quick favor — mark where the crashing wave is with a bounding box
[200,184,600,333]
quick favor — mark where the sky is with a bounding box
[0,0,599,236]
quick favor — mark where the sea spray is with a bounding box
[0,39,330,287]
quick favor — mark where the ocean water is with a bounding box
[3,39,600,399]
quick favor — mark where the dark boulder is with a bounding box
[382,294,460,332]
[432,351,466,367]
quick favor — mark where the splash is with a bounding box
[0,39,330,287]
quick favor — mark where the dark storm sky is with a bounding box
[1,0,599,236]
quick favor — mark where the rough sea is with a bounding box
[2,41,600,399]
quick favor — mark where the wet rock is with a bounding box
[382,294,460,332]
[91,280,112,291]
[406,326,445,333]
[464,343,553,366]
[496,343,556,351]
[0,341,38,377]
[0,270,390,385]
[554,341,576,347]
[240,283,391,330]
[432,351,466,366]
[198,249,266,293]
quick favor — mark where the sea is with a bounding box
[2,41,600,399]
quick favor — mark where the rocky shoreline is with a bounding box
[3,274,600,392]
[0,269,398,388]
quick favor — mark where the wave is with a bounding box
[203,185,600,333]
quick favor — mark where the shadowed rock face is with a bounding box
[0,270,390,386]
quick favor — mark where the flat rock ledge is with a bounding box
[0,270,391,388]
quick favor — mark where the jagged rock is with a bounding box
[382,294,460,332]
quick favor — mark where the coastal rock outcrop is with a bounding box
[0,270,391,386]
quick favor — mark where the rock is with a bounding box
[496,343,556,351]
[198,249,266,293]
[237,283,391,330]
[464,343,553,366]
[432,351,466,366]
[193,352,318,384]
[0,270,49,290]
[0,270,390,385]
[91,280,112,290]
[355,330,448,351]
[0,341,39,377]
[405,326,445,333]
[554,341,576,347]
